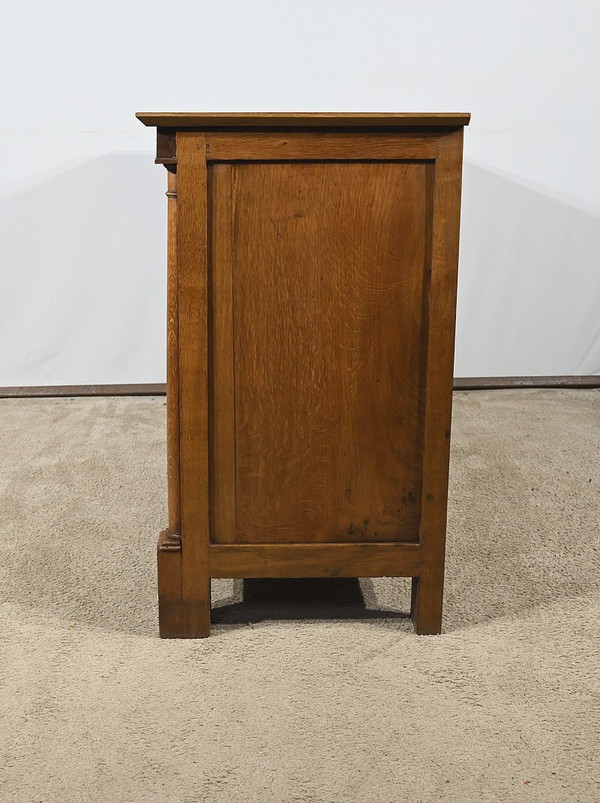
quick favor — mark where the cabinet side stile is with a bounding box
[176,131,211,637]
[157,164,184,638]
[411,128,464,635]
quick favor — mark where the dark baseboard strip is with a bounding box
[454,376,600,390]
[0,383,167,398]
[1,377,599,399]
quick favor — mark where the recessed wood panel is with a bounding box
[210,161,431,544]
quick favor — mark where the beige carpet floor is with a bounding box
[1,390,599,802]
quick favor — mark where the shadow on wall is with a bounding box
[1,154,600,386]
[0,153,166,386]
[457,162,600,376]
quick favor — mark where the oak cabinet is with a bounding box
[136,112,470,637]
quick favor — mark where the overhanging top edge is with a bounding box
[136,112,471,129]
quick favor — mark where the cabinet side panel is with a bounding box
[209,164,237,543]
[230,161,429,543]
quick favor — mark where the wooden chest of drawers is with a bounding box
[137,112,470,637]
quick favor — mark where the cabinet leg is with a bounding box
[158,591,211,638]
[157,530,211,638]
[177,586,211,638]
[411,575,443,635]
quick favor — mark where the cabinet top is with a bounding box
[136,112,470,129]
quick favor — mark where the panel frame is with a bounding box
[206,132,437,161]
[210,543,421,579]
[161,127,465,637]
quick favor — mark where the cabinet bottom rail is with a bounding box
[158,533,422,579]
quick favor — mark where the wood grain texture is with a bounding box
[209,164,237,544]
[176,131,211,637]
[166,169,181,538]
[209,543,421,578]
[137,112,471,129]
[206,132,436,160]
[223,161,429,544]
[411,129,464,635]
[157,529,182,637]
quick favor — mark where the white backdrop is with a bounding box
[1,0,599,385]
